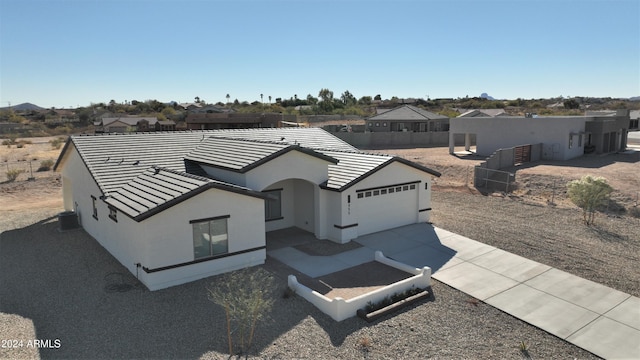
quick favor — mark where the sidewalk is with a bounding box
[268,224,640,359]
[361,224,640,360]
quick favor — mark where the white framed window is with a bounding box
[108,206,117,222]
[264,189,282,221]
[91,196,98,220]
[192,216,229,259]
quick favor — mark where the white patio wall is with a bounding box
[288,251,431,321]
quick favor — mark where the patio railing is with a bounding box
[287,251,431,321]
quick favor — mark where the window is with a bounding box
[396,186,402,192]
[365,191,372,197]
[192,216,228,259]
[368,122,373,127]
[382,122,387,127]
[108,207,117,222]
[388,188,395,193]
[375,122,380,127]
[403,185,409,191]
[569,134,573,149]
[91,196,98,220]
[381,189,387,195]
[425,183,428,190]
[373,190,380,196]
[264,190,282,221]
[357,193,364,199]
[409,184,416,190]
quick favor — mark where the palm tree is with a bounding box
[268,95,272,104]
[226,94,230,104]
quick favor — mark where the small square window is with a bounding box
[409,184,416,190]
[389,188,395,193]
[381,189,387,195]
[373,190,380,196]
[375,122,380,127]
[365,191,372,197]
[403,185,409,191]
[108,207,117,222]
[357,193,364,199]
[396,187,402,192]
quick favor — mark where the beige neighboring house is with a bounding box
[366,105,449,132]
[94,116,175,133]
[456,109,507,117]
[54,128,440,291]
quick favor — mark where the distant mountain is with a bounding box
[629,96,640,101]
[0,102,45,111]
[480,93,495,100]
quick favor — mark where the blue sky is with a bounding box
[1,0,638,109]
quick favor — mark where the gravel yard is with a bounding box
[0,176,618,359]
[2,142,637,359]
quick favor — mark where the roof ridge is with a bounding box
[205,135,292,146]
[317,148,393,157]
[149,165,213,183]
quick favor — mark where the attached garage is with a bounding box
[354,182,419,236]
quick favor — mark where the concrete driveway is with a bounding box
[268,223,640,359]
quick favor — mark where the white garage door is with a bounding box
[354,183,419,236]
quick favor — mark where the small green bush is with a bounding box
[38,159,55,172]
[6,169,26,182]
[50,137,65,150]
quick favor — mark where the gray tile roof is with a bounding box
[58,128,439,221]
[320,150,393,190]
[209,128,358,151]
[369,105,448,121]
[104,166,262,221]
[185,137,337,173]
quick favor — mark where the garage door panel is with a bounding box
[355,185,418,236]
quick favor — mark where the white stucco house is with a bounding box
[54,128,440,291]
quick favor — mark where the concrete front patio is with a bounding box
[266,224,640,359]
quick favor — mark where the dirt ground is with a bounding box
[0,136,64,213]
[369,146,640,211]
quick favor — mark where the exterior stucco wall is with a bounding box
[136,188,266,290]
[245,151,330,191]
[59,145,266,291]
[59,146,146,278]
[323,161,434,243]
[450,117,586,160]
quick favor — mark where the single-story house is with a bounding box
[94,116,176,133]
[54,128,441,291]
[456,109,507,117]
[185,113,298,130]
[449,110,630,160]
[366,105,449,132]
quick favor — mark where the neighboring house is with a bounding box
[366,105,449,132]
[54,128,440,291]
[449,110,630,160]
[185,113,297,130]
[456,109,507,117]
[630,110,639,130]
[94,116,176,133]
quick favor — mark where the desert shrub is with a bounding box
[567,175,613,225]
[629,206,640,219]
[38,159,55,172]
[50,137,66,149]
[6,169,26,182]
[206,268,275,356]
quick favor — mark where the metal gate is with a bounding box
[514,144,531,164]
